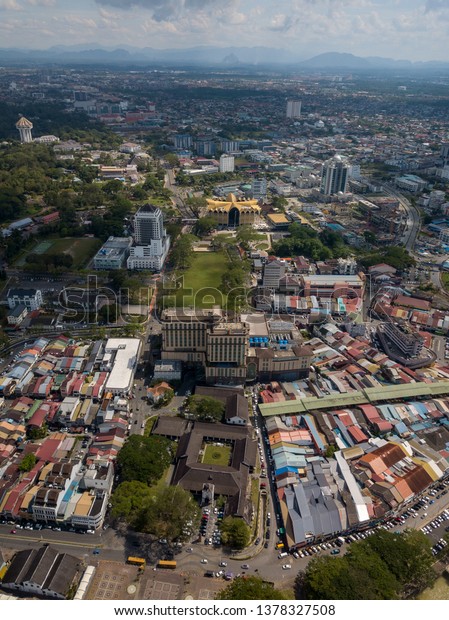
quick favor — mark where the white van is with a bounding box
[278,552,288,559]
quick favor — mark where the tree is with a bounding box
[116,434,174,485]
[236,226,262,249]
[170,234,195,270]
[217,576,286,600]
[194,216,218,237]
[19,453,37,472]
[271,195,288,210]
[27,425,47,440]
[300,529,434,600]
[111,480,153,523]
[363,529,435,597]
[363,230,376,243]
[220,517,251,550]
[184,395,225,423]
[325,445,337,459]
[301,549,398,600]
[136,485,200,541]
[186,195,207,216]
[164,153,180,167]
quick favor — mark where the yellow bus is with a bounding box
[127,557,146,568]
[157,560,177,570]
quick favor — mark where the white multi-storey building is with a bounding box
[127,204,170,271]
[219,153,235,173]
[320,155,350,196]
[286,100,302,119]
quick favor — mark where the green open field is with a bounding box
[173,251,229,309]
[15,237,102,269]
[202,443,232,466]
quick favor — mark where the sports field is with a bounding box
[15,237,101,269]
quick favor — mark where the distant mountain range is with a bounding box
[0,46,448,70]
[298,52,449,70]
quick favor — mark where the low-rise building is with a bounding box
[7,304,28,326]
[2,546,80,600]
[7,288,43,311]
[93,236,132,270]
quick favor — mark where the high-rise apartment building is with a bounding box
[286,100,302,119]
[219,154,235,173]
[127,204,170,271]
[174,134,193,149]
[320,155,350,196]
[194,136,216,156]
[441,144,449,167]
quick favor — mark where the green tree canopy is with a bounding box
[194,216,218,237]
[136,485,200,541]
[360,246,415,271]
[170,234,195,270]
[184,395,225,423]
[19,453,37,472]
[110,480,153,523]
[116,434,174,485]
[220,516,251,550]
[298,529,434,600]
[363,529,434,596]
[217,576,286,600]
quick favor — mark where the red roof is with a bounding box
[35,438,60,462]
[394,295,431,311]
[347,425,368,443]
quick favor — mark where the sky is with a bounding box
[1,0,449,61]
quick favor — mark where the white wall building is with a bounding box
[128,204,170,271]
[219,153,235,173]
[320,155,350,196]
[103,338,141,396]
[286,100,302,119]
[7,288,43,311]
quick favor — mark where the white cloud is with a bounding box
[52,14,98,29]
[27,0,57,6]
[0,0,22,11]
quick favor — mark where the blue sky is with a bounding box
[1,0,449,61]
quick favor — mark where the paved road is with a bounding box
[383,184,421,251]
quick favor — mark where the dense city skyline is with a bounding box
[1,0,449,63]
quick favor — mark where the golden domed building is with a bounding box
[206,193,261,228]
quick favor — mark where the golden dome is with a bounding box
[16,116,33,129]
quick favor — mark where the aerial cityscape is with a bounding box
[1,0,449,606]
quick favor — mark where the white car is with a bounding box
[200,559,208,564]
[282,564,292,570]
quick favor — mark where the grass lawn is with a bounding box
[143,415,158,437]
[49,237,102,268]
[173,251,230,309]
[441,273,449,292]
[202,443,232,466]
[15,237,102,269]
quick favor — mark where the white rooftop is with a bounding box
[104,338,140,393]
